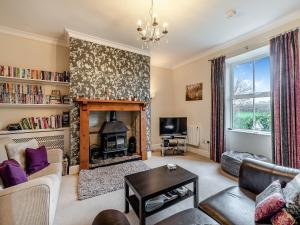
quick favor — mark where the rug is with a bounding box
[78,160,150,200]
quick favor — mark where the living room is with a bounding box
[0,1,300,225]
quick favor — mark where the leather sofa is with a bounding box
[93,158,299,225]
[199,158,299,225]
[0,137,63,225]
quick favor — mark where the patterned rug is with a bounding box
[78,160,150,200]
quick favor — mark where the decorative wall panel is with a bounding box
[69,37,151,165]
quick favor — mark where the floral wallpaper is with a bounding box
[69,37,151,165]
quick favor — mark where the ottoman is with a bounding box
[155,208,219,225]
[93,208,219,225]
[92,209,130,225]
[221,151,269,177]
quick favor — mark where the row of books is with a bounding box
[0,83,70,104]
[0,83,49,104]
[0,65,70,82]
[19,115,63,130]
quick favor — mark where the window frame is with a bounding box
[229,53,271,133]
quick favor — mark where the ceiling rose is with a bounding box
[136,0,169,49]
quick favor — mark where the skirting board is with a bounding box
[187,146,210,158]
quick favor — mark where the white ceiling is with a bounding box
[1,0,300,68]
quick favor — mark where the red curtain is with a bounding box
[271,29,300,168]
[210,56,226,162]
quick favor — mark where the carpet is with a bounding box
[78,160,150,200]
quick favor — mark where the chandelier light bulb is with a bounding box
[137,20,142,31]
[137,20,142,27]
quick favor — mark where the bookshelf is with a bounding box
[0,103,72,108]
[0,76,70,86]
[0,65,71,134]
[0,127,69,135]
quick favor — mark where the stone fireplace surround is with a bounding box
[75,98,147,169]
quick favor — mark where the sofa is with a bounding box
[92,158,299,225]
[0,137,63,225]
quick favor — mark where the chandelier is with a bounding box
[136,0,169,48]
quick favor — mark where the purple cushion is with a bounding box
[255,180,286,222]
[271,209,296,225]
[0,159,28,188]
[25,145,49,175]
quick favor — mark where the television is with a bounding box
[159,117,187,136]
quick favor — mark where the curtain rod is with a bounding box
[208,27,299,62]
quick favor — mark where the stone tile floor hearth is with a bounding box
[54,151,236,225]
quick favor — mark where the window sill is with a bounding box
[227,129,271,136]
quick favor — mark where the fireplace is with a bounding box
[99,111,128,159]
[75,99,147,169]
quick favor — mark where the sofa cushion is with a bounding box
[255,180,285,222]
[0,137,13,163]
[199,186,256,225]
[5,139,39,169]
[155,208,220,225]
[0,159,28,188]
[25,145,50,175]
[282,173,300,220]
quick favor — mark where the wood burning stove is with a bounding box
[99,111,128,159]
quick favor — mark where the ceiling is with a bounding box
[1,0,300,68]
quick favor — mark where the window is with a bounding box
[230,55,271,132]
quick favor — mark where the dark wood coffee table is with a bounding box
[124,165,199,225]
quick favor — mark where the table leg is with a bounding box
[139,199,146,225]
[193,179,199,208]
[125,181,129,213]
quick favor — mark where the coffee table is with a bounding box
[124,165,199,225]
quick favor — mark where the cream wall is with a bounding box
[0,32,176,153]
[172,18,300,160]
[150,66,175,149]
[172,60,211,155]
[0,32,69,129]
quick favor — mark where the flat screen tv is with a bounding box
[159,117,187,136]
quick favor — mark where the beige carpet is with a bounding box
[54,152,236,225]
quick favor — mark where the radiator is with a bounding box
[187,125,201,147]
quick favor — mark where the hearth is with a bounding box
[99,111,128,159]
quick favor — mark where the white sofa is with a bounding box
[0,137,63,225]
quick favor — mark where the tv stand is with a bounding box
[160,135,187,157]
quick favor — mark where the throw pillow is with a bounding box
[283,173,300,220]
[255,180,286,222]
[271,209,296,225]
[25,145,49,175]
[0,159,28,188]
[5,139,39,169]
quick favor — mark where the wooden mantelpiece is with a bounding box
[75,98,147,169]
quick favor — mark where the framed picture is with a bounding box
[186,83,203,101]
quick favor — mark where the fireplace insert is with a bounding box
[99,111,128,159]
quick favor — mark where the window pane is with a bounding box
[254,97,271,131]
[233,98,253,130]
[233,62,253,95]
[254,57,270,93]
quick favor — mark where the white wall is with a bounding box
[171,18,300,160]
[0,32,69,130]
[172,60,211,156]
[150,66,175,149]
